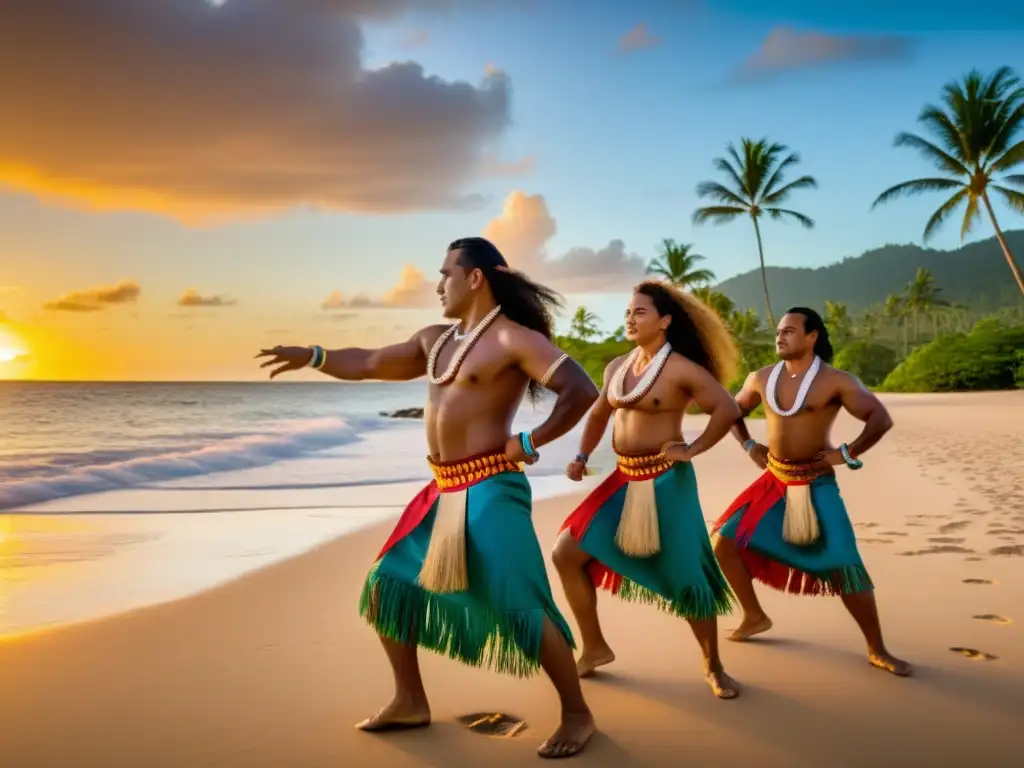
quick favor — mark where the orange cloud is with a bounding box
[366,190,646,305]
[617,23,662,53]
[0,1,514,221]
[43,280,141,312]
[177,289,237,308]
[733,26,912,80]
[321,265,437,311]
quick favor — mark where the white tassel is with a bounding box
[615,479,661,557]
[782,483,820,546]
[418,488,470,593]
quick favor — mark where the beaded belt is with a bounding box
[767,454,831,485]
[428,451,521,492]
[616,451,673,480]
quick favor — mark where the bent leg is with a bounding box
[713,534,773,641]
[840,589,912,677]
[536,615,597,759]
[687,617,740,699]
[552,530,615,676]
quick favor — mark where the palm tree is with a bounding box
[884,293,910,356]
[824,300,853,347]
[693,138,818,326]
[903,267,949,339]
[568,306,600,342]
[645,239,716,288]
[691,286,736,318]
[859,306,882,344]
[871,66,1024,297]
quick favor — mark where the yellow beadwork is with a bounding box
[429,452,521,491]
[615,452,672,478]
[767,454,828,484]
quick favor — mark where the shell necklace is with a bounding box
[766,356,821,417]
[426,305,502,385]
[610,343,671,406]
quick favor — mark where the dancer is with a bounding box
[554,281,742,698]
[256,237,601,758]
[712,307,911,676]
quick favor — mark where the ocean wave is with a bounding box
[0,417,367,512]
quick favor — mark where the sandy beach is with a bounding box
[1,392,1022,767]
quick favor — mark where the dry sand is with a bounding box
[1,392,1022,767]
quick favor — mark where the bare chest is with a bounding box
[610,365,684,413]
[761,375,838,416]
[427,336,520,399]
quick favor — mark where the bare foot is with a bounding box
[728,614,773,642]
[537,710,596,759]
[705,667,740,699]
[868,651,912,677]
[355,697,431,732]
[576,646,616,678]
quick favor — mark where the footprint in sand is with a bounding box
[949,647,998,661]
[929,536,966,544]
[973,614,1012,625]
[881,531,909,537]
[990,544,1024,557]
[963,578,996,585]
[861,538,893,545]
[987,528,1024,536]
[457,712,528,738]
[898,545,974,556]
[855,522,880,529]
[964,556,985,562]
[938,521,971,534]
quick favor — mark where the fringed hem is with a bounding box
[588,561,735,621]
[358,566,574,678]
[738,547,873,596]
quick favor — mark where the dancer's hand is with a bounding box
[747,442,769,469]
[812,448,845,470]
[505,434,539,465]
[566,460,587,482]
[256,346,313,378]
[662,441,692,463]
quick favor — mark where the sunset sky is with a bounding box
[1,0,1022,381]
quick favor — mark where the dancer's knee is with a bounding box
[551,531,587,571]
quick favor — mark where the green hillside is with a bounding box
[715,230,1024,316]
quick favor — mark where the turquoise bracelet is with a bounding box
[519,431,537,457]
[839,443,863,470]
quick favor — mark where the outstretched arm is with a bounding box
[730,371,762,446]
[674,360,742,459]
[837,373,893,457]
[512,329,599,449]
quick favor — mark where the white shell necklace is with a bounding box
[766,356,821,417]
[610,343,671,406]
[426,305,502,385]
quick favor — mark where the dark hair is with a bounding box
[634,281,738,385]
[448,237,564,401]
[785,306,834,363]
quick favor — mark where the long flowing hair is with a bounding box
[450,237,564,401]
[785,306,835,363]
[635,280,738,385]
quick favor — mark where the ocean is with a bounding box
[0,381,617,635]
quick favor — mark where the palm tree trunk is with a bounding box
[981,192,1024,298]
[750,215,775,326]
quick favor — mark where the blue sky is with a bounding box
[0,0,1022,379]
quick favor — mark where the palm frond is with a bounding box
[922,188,968,242]
[871,177,964,209]
[991,185,1024,213]
[917,105,969,162]
[645,262,671,278]
[984,97,1024,160]
[711,157,748,200]
[1003,173,1024,187]
[959,195,981,241]
[759,152,799,200]
[761,175,818,206]
[893,132,970,176]
[989,138,1024,173]
[692,206,747,225]
[765,208,814,228]
[695,181,748,207]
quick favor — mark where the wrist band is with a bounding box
[742,438,756,454]
[839,443,863,470]
[519,431,538,457]
[307,345,327,370]
[574,452,589,464]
